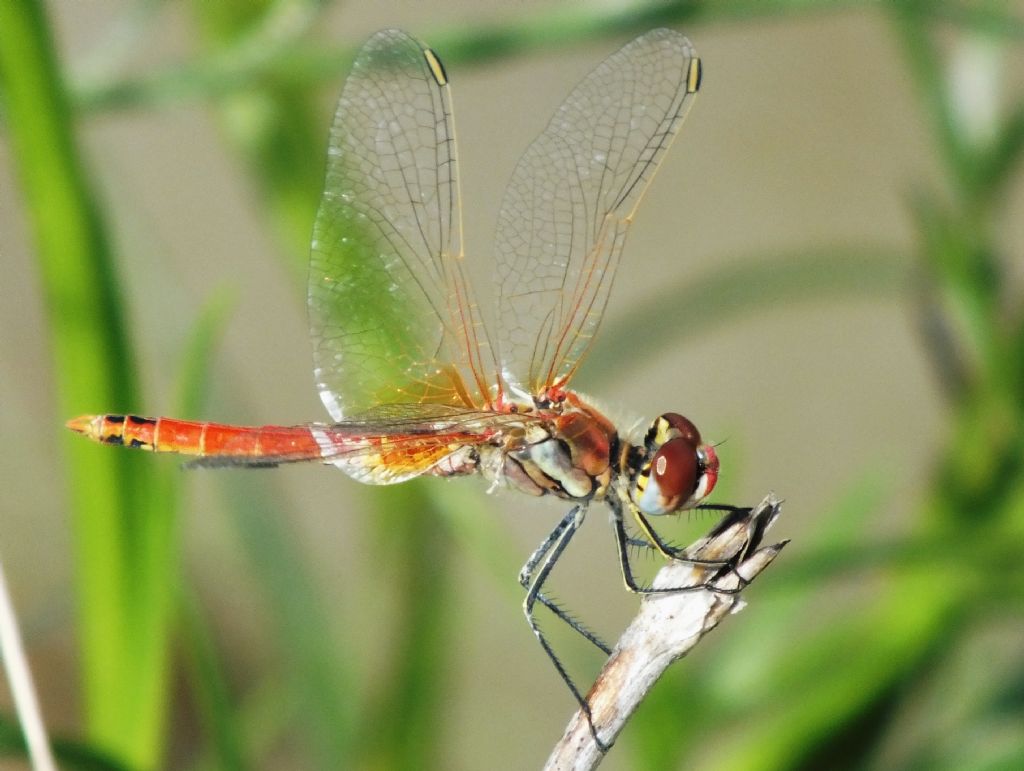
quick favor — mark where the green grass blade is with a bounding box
[889,1,977,194]
[180,592,247,771]
[707,575,965,771]
[218,474,358,767]
[975,100,1024,209]
[168,293,248,770]
[356,483,457,770]
[0,1,175,766]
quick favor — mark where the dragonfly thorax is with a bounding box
[479,398,718,516]
[478,393,618,502]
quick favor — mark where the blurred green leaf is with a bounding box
[974,100,1024,209]
[357,482,457,771]
[180,591,247,771]
[891,2,976,194]
[218,473,358,767]
[0,1,175,766]
[706,571,965,771]
[169,293,247,771]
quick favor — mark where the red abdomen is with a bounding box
[66,414,321,460]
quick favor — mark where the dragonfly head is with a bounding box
[629,413,718,516]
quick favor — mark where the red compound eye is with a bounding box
[651,437,699,503]
[661,413,701,447]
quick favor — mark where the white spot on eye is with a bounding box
[656,455,667,476]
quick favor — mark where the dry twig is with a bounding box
[543,494,786,771]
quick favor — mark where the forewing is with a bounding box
[494,29,701,397]
[310,29,494,420]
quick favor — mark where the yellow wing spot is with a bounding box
[423,48,448,86]
[687,58,702,94]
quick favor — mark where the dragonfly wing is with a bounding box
[312,403,529,484]
[494,29,701,398]
[310,29,494,421]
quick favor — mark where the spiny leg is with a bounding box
[613,502,746,596]
[630,502,732,569]
[698,503,753,515]
[522,505,610,752]
[625,536,659,552]
[618,471,754,567]
[627,502,679,558]
[518,507,575,585]
[520,508,610,656]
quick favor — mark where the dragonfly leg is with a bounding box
[518,508,575,585]
[697,503,753,515]
[629,506,681,558]
[613,501,747,596]
[522,505,611,752]
[630,502,732,569]
[625,536,659,551]
[519,508,611,655]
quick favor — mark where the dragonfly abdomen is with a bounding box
[66,414,322,461]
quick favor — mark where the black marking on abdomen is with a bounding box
[128,415,156,426]
[104,434,125,446]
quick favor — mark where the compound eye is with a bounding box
[635,437,700,515]
[660,413,701,447]
[652,437,699,501]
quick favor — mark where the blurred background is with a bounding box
[1,1,1023,769]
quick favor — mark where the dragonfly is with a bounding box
[68,27,735,744]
